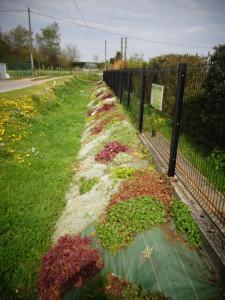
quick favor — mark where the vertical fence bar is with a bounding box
[120,71,123,103]
[117,71,118,93]
[168,63,187,177]
[139,69,147,132]
[127,71,132,107]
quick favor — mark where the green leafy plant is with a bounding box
[79,176,99,195]
[96,196,166,254]
[171,199,201,246]
[123,284,170,300]
[113,166,136,179]
[144,107,165,134]
[208,148,225,173]
[113,152,133,165]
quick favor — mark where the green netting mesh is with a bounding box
[63,225,223,300]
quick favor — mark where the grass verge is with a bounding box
[0,74,96,299]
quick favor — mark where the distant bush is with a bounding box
[182,44,225,150]
[148,53,205,69]
[147,54,206,115]
[202,44,225,148]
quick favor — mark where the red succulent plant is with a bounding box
[100,93,113,100]
[96,103,115,114]
[37,235,104,300]
[109,169,173,208]
[91,119,110,135]
[95,141,129,164]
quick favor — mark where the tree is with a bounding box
[148,53,206,69]
[36,22,61,67]
[59,44,80,67]
[0,32,11,64]
[115,51,122,61]
[6,25,30,50]
[146,54,206,115]
[202,44,225,148]
[93,54,99,63]
[127,53,146,68]
[1,26,31,68]
[109,51,122,65]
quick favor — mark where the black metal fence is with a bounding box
[103,64,225,234]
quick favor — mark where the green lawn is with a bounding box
[0,74,97,299]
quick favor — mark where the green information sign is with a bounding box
[151,84,164,111]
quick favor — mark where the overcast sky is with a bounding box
[0,0,225,62]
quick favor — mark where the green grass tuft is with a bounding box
[112,166,136,179]
[79,176,99,195]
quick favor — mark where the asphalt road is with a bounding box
[0,76,72,93]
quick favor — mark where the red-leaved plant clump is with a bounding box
[95,141,129,164]
[87,103,115,117]
[105,273,128,300]
[100,93,113,100]
[109,169,173,208]
[91,119,110,135]
[96,103,115,114]
[37,235,104,300]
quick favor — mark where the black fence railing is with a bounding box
[103,64,225,234]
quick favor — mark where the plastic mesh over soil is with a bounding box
[62,225,223,300]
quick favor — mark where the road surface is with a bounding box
[0,76,72,93]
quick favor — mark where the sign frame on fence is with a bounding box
[151,83,164,111]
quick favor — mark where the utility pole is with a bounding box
[104,40,107,70]
[120,37,123,60]
[124,37,127,62]
[28,7,34,76]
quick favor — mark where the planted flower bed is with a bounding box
[110,169,172,208]
[38,81,223,300]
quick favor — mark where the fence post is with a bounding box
[168,63,187,177]
[120,71,123,103]
[139,69,146,132]
[127,71,132,107]
[115,71,117,95]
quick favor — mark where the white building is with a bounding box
[0,63,7,79]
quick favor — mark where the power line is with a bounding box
[72,0,99,42]
[60,0,91,42]
[30,9,212,50]
[0,10,26,12]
